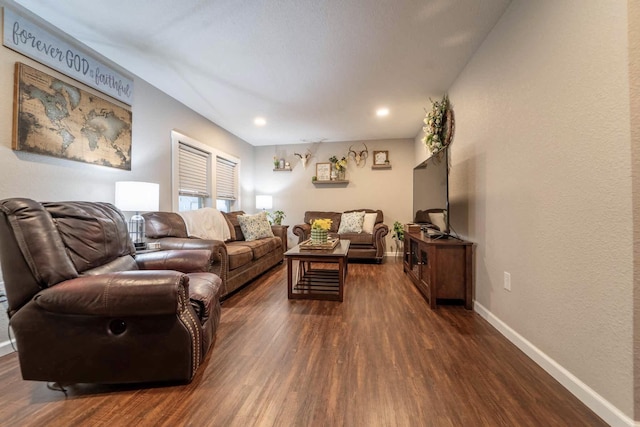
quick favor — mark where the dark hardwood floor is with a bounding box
[0,258,606,426]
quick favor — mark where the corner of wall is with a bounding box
[629,0,640,421]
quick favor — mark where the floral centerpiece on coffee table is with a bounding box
[311,218,332,244]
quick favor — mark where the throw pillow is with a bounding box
[178,208,230,241]
[361,212,377,234]
[237,212,274,241]
[337,211,365,234]
[222,213,237,241]
[223,211,245,241]
[428,212,447,232]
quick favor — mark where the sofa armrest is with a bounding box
[148,237,227,264]
[270,225,288,252]
[135,249,213,273]
[373,223,389,242]
[373,223,389,258]
[147,237,228,288]
[292,223,310,243]
[34,271,190,316]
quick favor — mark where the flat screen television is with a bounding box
[412,148,449,236]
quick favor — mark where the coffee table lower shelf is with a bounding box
[292,268,340,297]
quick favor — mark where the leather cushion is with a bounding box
[143,211,188,238]
[234,237,281,260]
[338,232,373,245]
[225,243,253,270]
[223,214,236,241]
[222,211,246,241]
[303,211,342,232]
[44,201,134,274]
[0,198,79,288]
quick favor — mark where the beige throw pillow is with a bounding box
[362,212,377,234]
[428,212,447,232]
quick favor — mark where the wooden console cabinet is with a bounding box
[403,231,473,309]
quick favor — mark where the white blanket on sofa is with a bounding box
[178,208,231,241]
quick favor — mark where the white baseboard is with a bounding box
[0,339,15,358]
[0,281,14,358]
[384,249,403,258]
[474,301,637,427]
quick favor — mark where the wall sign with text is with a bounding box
[3,8,134,105]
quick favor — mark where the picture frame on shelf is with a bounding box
[373,150,389,165]
[316,162,331,181]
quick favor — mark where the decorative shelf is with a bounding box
[273,167,292,172]
[371,164,392,170]
[312,180,349,186]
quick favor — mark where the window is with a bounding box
[216,156,237,212]
[171,131,240,212]
[178,143,210,211]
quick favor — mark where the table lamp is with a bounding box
[115,181,160,249]
[256,195,273,211]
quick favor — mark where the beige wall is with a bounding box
[631,0,640,419]
[0,9,255,353]
[1,0,637,421]
[254,140,413,250]
[421,0,634,419]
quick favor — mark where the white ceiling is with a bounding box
[11,0,510,146]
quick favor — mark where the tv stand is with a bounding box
[403,230,473,309]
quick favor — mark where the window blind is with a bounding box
[178,143,210,197]
[216,156,237,200]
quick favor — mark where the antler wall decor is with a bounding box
[348,143,369,167]
[294,150,312,168]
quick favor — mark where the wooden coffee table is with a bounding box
[284,239,350,301]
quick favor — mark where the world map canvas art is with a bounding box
[13,62,132,170]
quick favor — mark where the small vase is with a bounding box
[337,170,345,180]
[311,228,328,244]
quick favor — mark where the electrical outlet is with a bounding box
[504,272,511,291]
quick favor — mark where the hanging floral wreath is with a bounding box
[422,94,454,155]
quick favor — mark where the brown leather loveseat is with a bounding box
[292,209,388,263]
[0,199,222,385]
[143,211,286,298]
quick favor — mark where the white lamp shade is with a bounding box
[115,181,160,212]
[255,195,273,210]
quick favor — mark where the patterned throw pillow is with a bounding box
[337,211,365,234]
[237,212,274,241]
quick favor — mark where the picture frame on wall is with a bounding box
[373,150,389,165]
[316,162,331,181]
[13,62,133,170]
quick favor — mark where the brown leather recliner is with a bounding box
[0,199,222,385]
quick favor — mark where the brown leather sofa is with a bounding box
[292,209,388,263]
[143,211,286,298]
[0,199,222,385]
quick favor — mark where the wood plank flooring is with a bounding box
[0,258,606,426]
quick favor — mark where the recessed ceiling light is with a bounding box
[254,117,267,126]
[376,108,389,117]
